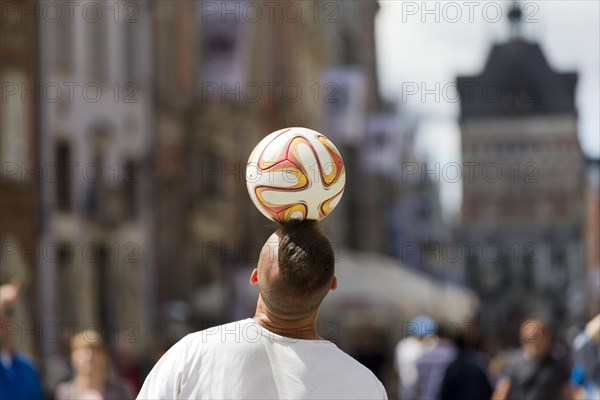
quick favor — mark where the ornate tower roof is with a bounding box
[457,4,577,119]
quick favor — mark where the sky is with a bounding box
[376,0,600,222]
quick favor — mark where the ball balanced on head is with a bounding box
[246,127,346,222]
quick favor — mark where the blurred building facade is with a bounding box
[148,1,447,340]
[457,25,585,335]
[0,0,39,356]
[320,1,385,252]
[152,1,335,336]
[37,0,155,360]
[2,0,447,352]
[585,157,600,316]
[320,2,446,272]
[320,2,446,269]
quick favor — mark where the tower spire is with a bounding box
[508,2,523,39]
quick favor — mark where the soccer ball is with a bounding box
[246,127,346,222]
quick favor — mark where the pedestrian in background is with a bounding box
[394,315,436,400]
[54,330,134,400]
[353,325,388,381]
[492,316,573,400]
[0,282,45,400]
[571,314,600,400]
[439,334,493,400]
[414,321,457,400]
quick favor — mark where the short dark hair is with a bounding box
[262,220,335,318]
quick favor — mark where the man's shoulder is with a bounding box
[154,320,256,370]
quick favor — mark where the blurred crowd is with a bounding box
[354,314,600,400]
[1,281,599,399]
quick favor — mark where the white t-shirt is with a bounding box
[137,318,387,400]
[394,336,425,399]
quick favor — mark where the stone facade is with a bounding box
[36,0,155,360]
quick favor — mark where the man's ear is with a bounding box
[330,276,338,291]
[249,268,259,286]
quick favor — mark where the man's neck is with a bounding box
[252,297,322,340]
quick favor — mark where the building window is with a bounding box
[203,152,221,201]
[55,0,73,71]
[124,16,136,85]
[56,142,72,211]
[84,127,112,220]
[341,32,357,65]
[88,2,107,81]
[523,252,535,289]
[94,245,111,339]
[123,160,139,220]
[157,3,175,97]
[0,69,28,178]
[57,244,76,324]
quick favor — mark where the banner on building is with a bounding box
[363,112,403,176]
[323,67,367,144]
